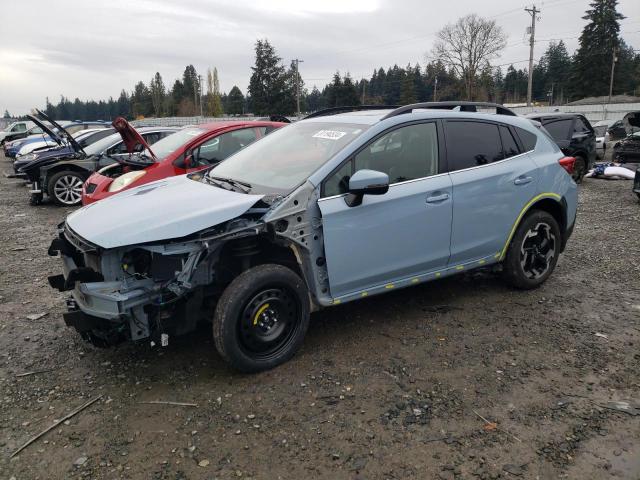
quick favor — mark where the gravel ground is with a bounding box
[0,153,639,480]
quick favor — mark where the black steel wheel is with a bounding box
[238,287,300,360]
[503,210,561,290]
[213,264,310,372]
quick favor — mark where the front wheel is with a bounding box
[48,170,85,206]
[213,264,310,372]
[502,210,561,290]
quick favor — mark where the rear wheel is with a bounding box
[48,170,85,206]
[572,156,586,183]
[503,210,561,290]
[213,264,310,372]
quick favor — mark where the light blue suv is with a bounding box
[48,102,578,372]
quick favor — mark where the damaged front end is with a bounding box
[48,214,269,348]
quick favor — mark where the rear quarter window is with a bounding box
[516,127,538,151]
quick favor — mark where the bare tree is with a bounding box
[432,14,507,100]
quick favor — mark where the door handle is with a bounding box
[514,176,533,186]
[426,193,450,203]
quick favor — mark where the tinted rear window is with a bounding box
[542,119,573,141]
[445,121,503,171]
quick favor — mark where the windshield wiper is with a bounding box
[208,175,251,193]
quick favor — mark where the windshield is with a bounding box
[594,126,607,137]
[207,121,368,192]
[144,127,205,159]
[84,132,122,155]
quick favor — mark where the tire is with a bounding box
[213,264,310,373]
[47,170,85,206]
[572,156,586,183]
[502,210,561,290]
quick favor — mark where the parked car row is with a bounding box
[40,102,581,372]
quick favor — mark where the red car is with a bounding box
[82,118,287,205]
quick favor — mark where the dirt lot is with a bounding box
[0,154,639,480]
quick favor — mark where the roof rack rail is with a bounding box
[381,102,517,120]
[304,105,400,120]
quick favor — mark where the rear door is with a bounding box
[319,121,453,298]
[445,120,539,265]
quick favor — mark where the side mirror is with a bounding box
[178,151,195,169]
[345,169,389,207]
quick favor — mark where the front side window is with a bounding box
[354,123,438,183]
[323,122,439,197]
[445,121,503,171]
[196,128,258,166]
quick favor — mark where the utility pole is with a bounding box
[608,46,618,105]
[433,75,438,102]
[525,5,540,107]
[193,75,198,116]
[198,74,203,117]
[293,58,304,117]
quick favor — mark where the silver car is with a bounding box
[48,102,578,372]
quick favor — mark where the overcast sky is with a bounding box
[1,0,639,115]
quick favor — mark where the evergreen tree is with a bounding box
[182,65,200,113]
[543,41,572,104]
[306,86,324,112]
[3,110,11,119]
[248,39,290,115]
[149,72,166,117]
[45,97,56,119]
[227,86,245,115]
[570,0,625,98]
[399,74,416,105]
[116,90,130,118]
[131,81,152,118]
[341,74,360,106]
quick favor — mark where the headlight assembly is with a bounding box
[107,171,146,193]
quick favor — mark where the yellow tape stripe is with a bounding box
[253,303,270,325]
[499,193,561,260]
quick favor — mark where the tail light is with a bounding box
[558,156,576,175]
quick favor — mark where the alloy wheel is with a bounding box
[53,174,83,205]
[519,222,556,280]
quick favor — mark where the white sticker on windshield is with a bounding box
[313,130,347,140]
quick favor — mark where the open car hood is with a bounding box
[112,117,157,160]
[622,111,640,134]
[66,175,264,249]
[26,114,64,148]
[33,109,85,155]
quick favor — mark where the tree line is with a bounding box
[28,0,639,121]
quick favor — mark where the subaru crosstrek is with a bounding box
[48,102,578,372]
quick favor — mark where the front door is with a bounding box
[318,122,453,298]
